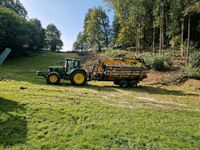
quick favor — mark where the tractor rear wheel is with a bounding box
[119,80,128,88]
[46,72,60,85]
[70,70,87,86]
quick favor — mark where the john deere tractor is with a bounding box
[37,58,87,86]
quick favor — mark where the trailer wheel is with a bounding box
[46,72,60,85]
[129,80,138,88]
[70,70,87,86]
[119,80,128,88]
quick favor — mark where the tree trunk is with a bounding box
[159,23,164,54]
[159,26,162,54]
[136,26,139,54]
[138,27,141,54]
[143,26,146,50]
[153,25,155,54]
[186,16,191,64]
[181,19,184,57]
[98,44,101,51]
[159,0,164,54]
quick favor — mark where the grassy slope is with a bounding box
[0,52,200,150]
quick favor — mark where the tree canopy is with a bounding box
[74,6,112,51]
[0,8,29,56]
[0,1,63,57]
[45,24,63,52]
[74,0,199,54]
[73,32,88,51]
[0,0,27,17]
[27,19,46,51]
[104,0,200,54]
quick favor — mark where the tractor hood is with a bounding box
[49,66,65,72]
[49,66,64,69]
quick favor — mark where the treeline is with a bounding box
[74,0,200,57]
[0,0,63,57]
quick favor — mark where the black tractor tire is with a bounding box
[46,72,60,85]
[119,80,128,88]
[129,80,138,88]
[70,70,87,86]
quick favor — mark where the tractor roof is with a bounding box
[65,58,80,61]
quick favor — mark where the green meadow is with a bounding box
[0,52,200,150]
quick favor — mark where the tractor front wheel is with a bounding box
[70,70,87,86]
[46,72,60,85]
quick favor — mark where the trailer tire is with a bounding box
[114,80,120,85]
[129,80,138,88]
[119,80,128,88]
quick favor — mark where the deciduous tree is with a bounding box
[28,19,45,51]
[0,8,29,56]
[84,7,111,51]
[0,0,27,17]
[73,32,88,51]
[45,24,63,52]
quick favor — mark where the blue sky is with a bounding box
[20,0,114,51]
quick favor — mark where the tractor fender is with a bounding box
[47,71,61,78]
[69,69,87,80]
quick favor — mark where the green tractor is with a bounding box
[37,58,87,86]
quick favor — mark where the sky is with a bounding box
[20,0,114,51]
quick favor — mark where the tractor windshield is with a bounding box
[74,60,79,68]
[65,59,80,71]
[66,59,73,71]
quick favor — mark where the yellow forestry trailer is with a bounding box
[88,57,148,88]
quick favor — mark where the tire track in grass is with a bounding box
[98,95,200,112]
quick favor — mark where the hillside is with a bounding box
[0,52,200,149]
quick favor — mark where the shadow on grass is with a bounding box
[0,97,27,147]
[59,82,118,92]
[128,86,199,97]
[58,83,198,97]
[2,72,198,96]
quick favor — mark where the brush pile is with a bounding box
[158,71,189,85]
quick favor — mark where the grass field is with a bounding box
[0,52,200,150]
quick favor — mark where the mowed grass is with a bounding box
[0,52,200,150]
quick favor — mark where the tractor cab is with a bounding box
[65,58,81,72]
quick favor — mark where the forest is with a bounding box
[72,0,200,79]
[74,0,200,56]
[1,0,200,58]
